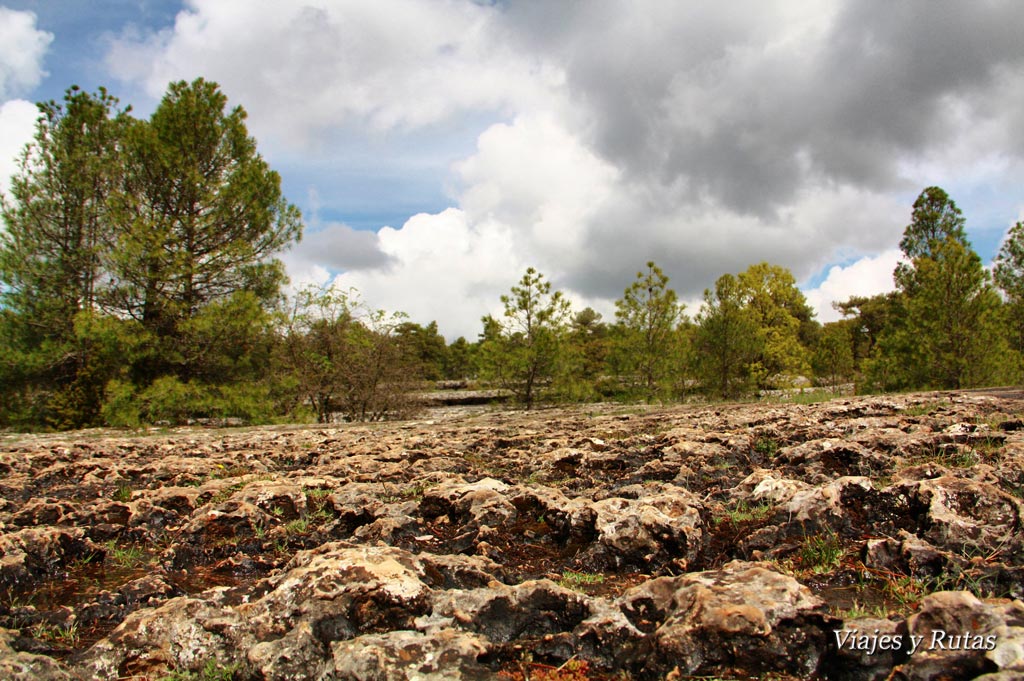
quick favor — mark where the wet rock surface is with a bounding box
[1,389,1023,679]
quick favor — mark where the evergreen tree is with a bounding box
[480,268,571,408]
[736,262,814,387]
[812,322,855,390]
[994,221,1024,370]
[614,261,685,399]
[0,87,130,427]
[110,78,302,389]
[694,273,762,398]
[875,187,1008,390]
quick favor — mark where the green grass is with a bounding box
[159,659,240,681]
[558,570,605,591]
[800,529,845,574]
[104,540,148,568]
[284,518,309,535]
[31,621,80,647]
[208,481,247,505]
[753,436,780,458]
[112,481,133,502]
[834,599,889,620]
[902,400,946,417]
[717,499,773,525]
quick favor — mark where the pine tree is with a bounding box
[994,221,1024,372]
[878,187,1008,389]
[0,87,130,427]
[614,261,685,400]
[736,262,814,387]
[481,268,571,408]
[110,78,302,387]
[694,274,762,398]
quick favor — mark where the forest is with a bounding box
[2,81,1023,430]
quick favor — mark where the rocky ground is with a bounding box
[1,390,1024,680]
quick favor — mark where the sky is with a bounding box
[2,1,1023,340]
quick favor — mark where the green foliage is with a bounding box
[396,320,448,381]
[834,292,901,373]
[0,88,130,429]
[737,262,814,387]
[159,659,240,681]
[994,220,1024,374]
[443,336,476,380]
[812,322,855,389]
[102,376,275,427]
[694,273,763,398]
[800,528,844,574]
[869,188,1011,391]
[613,261,686,400]
[479,267,572,408]
[558,570,605,591]
[898,186,967,261]
[111,78,300,387]
[280,286,420,423]
[0,79,300,430]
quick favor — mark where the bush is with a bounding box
[102,377,276,427]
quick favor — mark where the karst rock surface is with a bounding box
[1,389,1024,679]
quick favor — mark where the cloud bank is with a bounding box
[44,1,1024,336]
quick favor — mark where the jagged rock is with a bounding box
[420,478,516,529]
[581,489,704,569]
[423,579,591,646]
[326,629,491,680]
[0,526,97,591]
[235,481,308,520]
[618,560,834,676]
[2,390,1024,680]
[0,628,72,680]
[893,476,1024,556]
[732,469,810,505]
[863,531,968,577]
[891,591,1024,680]
[79,596,238,680]
[779,439,892,479]
[10,499,75,527]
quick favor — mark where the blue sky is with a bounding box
[2,1,1023,338]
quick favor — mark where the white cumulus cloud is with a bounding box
[804,249,903,323]
[0,7,52,100]
[0,99,38,197]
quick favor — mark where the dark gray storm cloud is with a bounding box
[295,222,394,272]
[502,0,1024,218]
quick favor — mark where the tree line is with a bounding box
[1,83,1022,429]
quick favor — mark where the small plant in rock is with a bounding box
[208,481,246,506]
[799,529,844,574]
[284,518,309,535]
[112,481,133,502]
[717,500,773,526]
[499,655,597,681]
[159,659,240,681]
[31,621,80,647]
[104,540,147,568]
[835,599,889,620]
[753,436,780,458]
[558,570,605,592]
[902,400,945,417]
[69,550,102,569]
[308,507,333,523]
